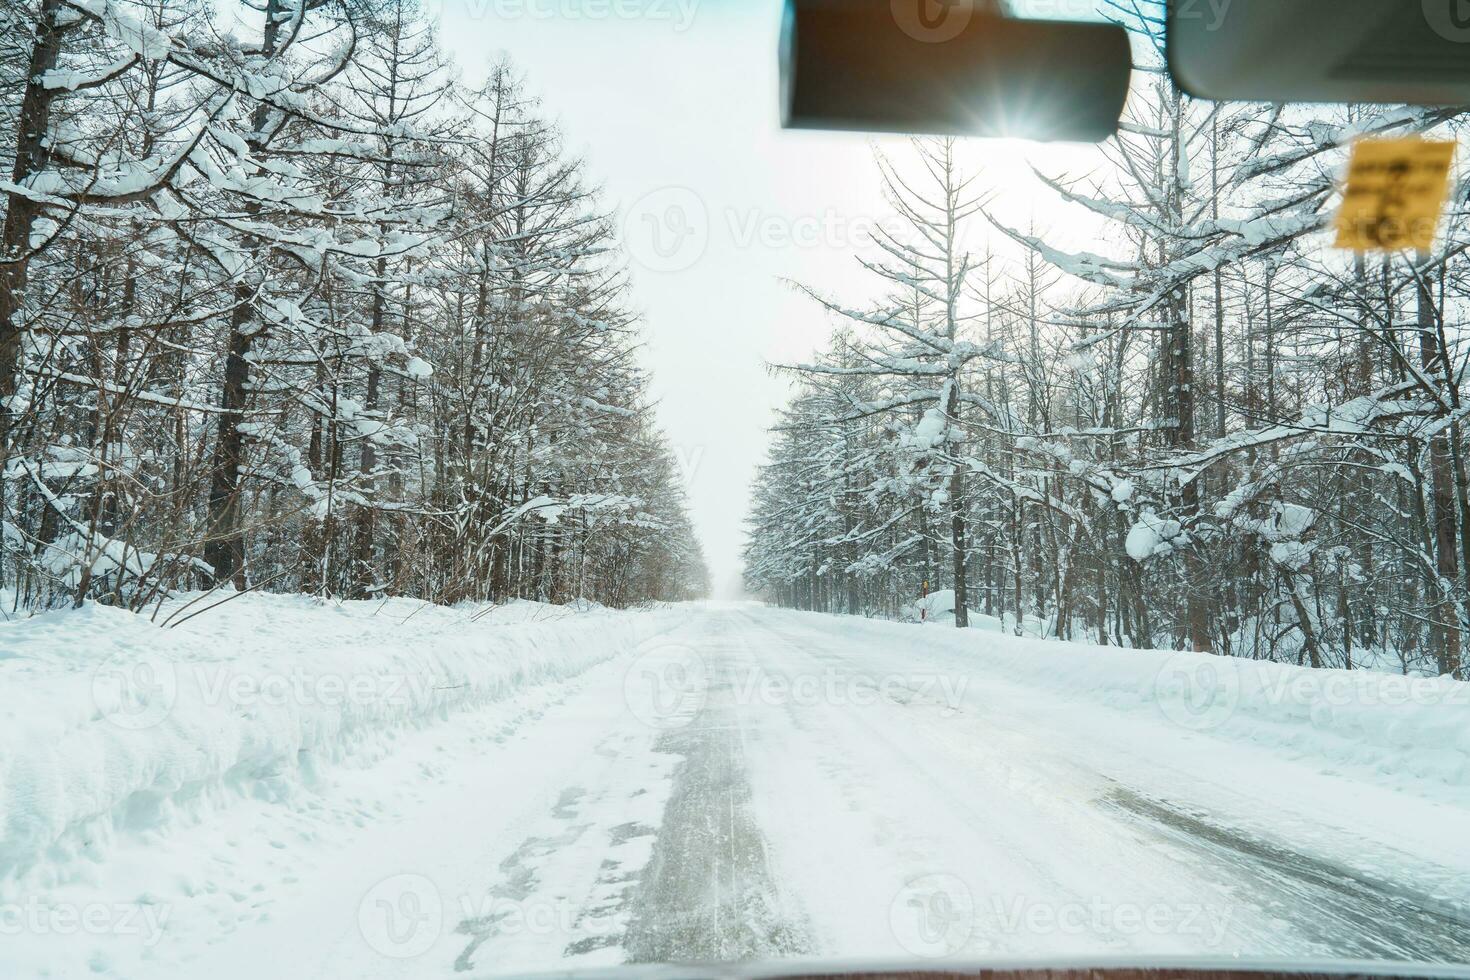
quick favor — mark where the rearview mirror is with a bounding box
[1168,0,1470,105]
[779,0,1133,143]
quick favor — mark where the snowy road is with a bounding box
[605,607,1470,968]
[23,604,1470,979]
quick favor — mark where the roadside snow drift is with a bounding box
[0,595,682,885]
[764,608,1470,797]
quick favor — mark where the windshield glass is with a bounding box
[2,0,1469,978]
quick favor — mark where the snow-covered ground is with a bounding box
[2,600,1469,978]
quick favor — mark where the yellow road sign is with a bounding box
[1333,137,1456,253]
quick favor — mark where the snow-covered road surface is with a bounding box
[7,602,1470,979]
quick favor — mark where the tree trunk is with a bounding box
[203,284,254,588]
[200,0,286,588]
[0,0,65,536]
[1417,259,1461,676]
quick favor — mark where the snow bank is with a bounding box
[975,642,1470,793]
[770,610,1470,795]
[902,590,1003,630]
[0,594,683,884]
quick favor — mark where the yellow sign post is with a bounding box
[1333,137,1456,253]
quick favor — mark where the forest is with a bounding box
[0,0,710,613]
[744,11,1470,679]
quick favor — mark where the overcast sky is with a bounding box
[429,0,1112,596]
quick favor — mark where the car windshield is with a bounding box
[2,1,1469,978]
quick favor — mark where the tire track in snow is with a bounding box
[621,658,813,963]
[1098,786,1470,963]
[450,725,679,973]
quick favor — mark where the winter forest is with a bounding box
[5,0,1470,684]
[743,9,1470,680]
[0,0,711,613]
